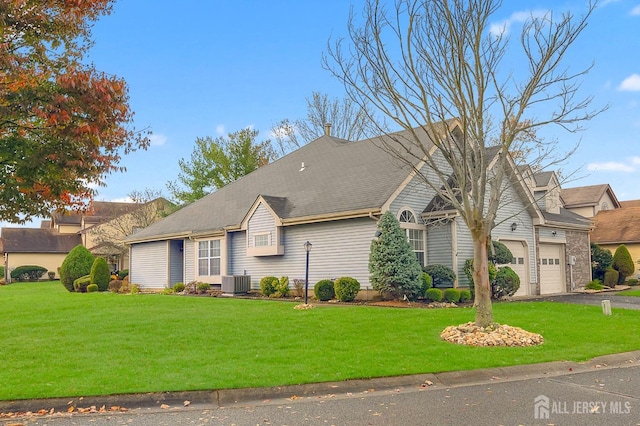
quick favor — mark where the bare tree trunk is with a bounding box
[472,230,493,327]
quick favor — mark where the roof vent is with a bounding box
[324,123,332,136]
[299,162,305,172]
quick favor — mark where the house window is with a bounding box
[398,208,425,266]
[254,233,270,247]
[198,240,221,276]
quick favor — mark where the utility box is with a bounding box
[221,275,251,295]
[568,255,576,265]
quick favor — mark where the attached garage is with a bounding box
[500,240,529,297]
[539,243,565,294]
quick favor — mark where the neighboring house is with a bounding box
[125,124,593,296]
[1,199,169,281]
[590,200,640,276]
[561,184,621,218]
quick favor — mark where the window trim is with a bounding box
[197,239,222,277]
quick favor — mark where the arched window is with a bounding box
[397,208,425,266]
[601,202,609,211]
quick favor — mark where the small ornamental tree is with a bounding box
[369,211,423,300]
[89,257,111,292]
[59,245,95,292]
[612,244,635,284]
[591,243,613,281]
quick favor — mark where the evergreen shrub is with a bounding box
[314,279,335,301]
[423,264,456,288]
[59,245,95,292]
[90,257,111,291]
[86,284,99,293]
[10,265,47,281]
[334,277,360,302]
[492,266,520,298]
[443,288,461,303]
[260,276,279,296]
[425,288,442,302]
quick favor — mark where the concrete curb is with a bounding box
[2,350,640,414]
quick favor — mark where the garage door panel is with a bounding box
[539,243,564,294]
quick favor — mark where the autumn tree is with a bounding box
[87,188,172,263]
[271,91,374,154]
[0,0,149,223]
[167,128,277,205]
[325,0,601,326]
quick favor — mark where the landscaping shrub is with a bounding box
[369,211,423,300]
[443,288,461,303]
[197,283,210,293]
[89,257,111,292]
[59,245,95,292]
[604,267,619,288]
[492,266,520,298]
[130,284,140,294]
[613,244,635,284]
[275,276,290,297]
[591,243,613,281]
[459,289,472,302]
[293,279,305,297]
[425,288,442,302]
[173,282,185,293]
[423,264,456,288]
[463,259,497,296]
[119,279,131,294]
[73,275,91,293]
[314,279,335,301]
[628,278,639,286]
[161,287,174,295]
[334,277,360,302]
[118,269,129,280]
[260,276,279,297]
[0,266,4,279]
[86,284,99,293]
[420,272,433,298]
[10,265,47,281]
[585,279,604,290]
[489,240,513,265]
[47,271,56,280]
[108,280,123,293]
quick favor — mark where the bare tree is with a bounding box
[271,91,375,154]
[88,188,172,267]
[324,0,602,327]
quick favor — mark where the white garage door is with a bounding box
[539,244,565,294]
[500,240,528,297]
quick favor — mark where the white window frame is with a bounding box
[198,239,221,276]
[253,232,270,248]
[397,207,426,266]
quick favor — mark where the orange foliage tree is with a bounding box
[0,0,149,222]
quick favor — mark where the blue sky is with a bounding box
[5,0,640,227]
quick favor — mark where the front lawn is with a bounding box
[2,282,640,401]
[616,289,640,297]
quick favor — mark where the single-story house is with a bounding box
[125,124,593,296]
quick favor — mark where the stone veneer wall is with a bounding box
[565,230,592,290]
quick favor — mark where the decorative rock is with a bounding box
[440,322,544,347]
[294,303,315,310]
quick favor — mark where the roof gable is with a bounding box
[561,184,620,209]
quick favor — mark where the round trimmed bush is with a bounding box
[443,288,461,303]
[423,264,456,288]
[260,276,279,296]
[173,282,185,293]
[425,288,443,302]
[334,277,360,302]
[314,279,335,301]
[604,267,619,288]
[492,266,520,298]
[60,245,95,292]
[86,284,99,293]
[90,257,111,292]
[459,289,472,302]
[489,241,513,265]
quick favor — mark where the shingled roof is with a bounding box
[1,228,81,253]
[591,203,640,245]
[561,184,620,209]
[127,130,433,243]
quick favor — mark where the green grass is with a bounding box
[2,282,640,400]
[616,289,640,297]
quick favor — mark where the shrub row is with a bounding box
[10,265,47,281]
[424,287,471,303]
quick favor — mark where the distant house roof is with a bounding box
[1,228,81,253]
[127,129,437,243]
[561,184,621,209]
[591,204,640,245]
[52,201,143,227]
[621,200,640,208]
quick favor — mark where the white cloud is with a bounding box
[619,74,640,91]
[489,9,548,36]
[216,125,225,136]
[587,161,636,172]
[148,133,167,146]
[631,5,640,15]
[632,156,640,165]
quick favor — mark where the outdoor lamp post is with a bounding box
[304,241,312,304]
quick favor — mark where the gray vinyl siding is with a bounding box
[130,241,168,290]
[229,217,378,289]
[248,204,276,248]
[539,227,566,241]
[389,158,445,219]
[168,240,184,287]
[426,221,453,267]
[184,238,195,282]
[455,217,474,286]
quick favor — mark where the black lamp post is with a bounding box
[304,241,312,304]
